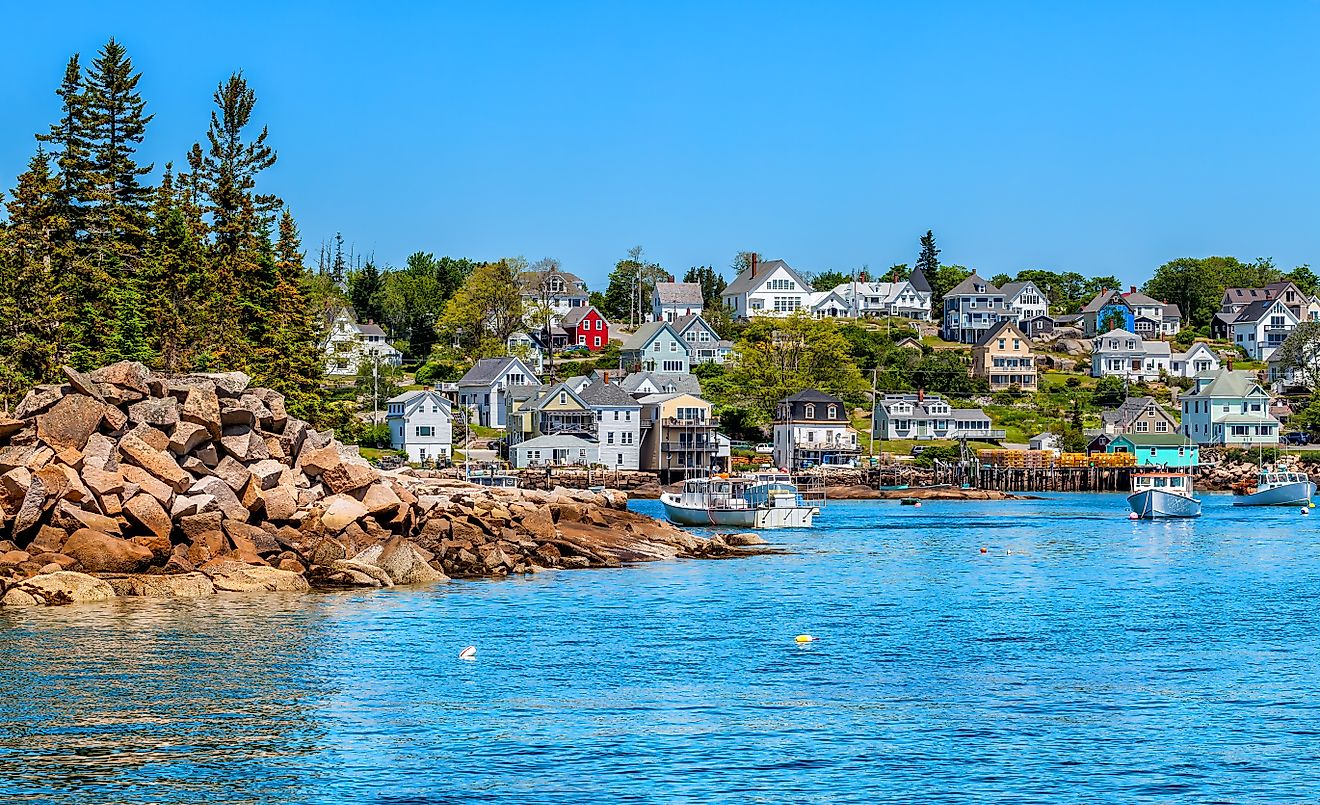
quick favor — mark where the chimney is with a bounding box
[917,387,925,403]
[604,370,611,384]
[750,253,759,277]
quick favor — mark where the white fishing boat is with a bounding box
[660,472,820,528]
[467,470,519,489]
[1128,471,1201,519]
[1232,464,1316,507]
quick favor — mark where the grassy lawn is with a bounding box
[358,447,400,462]
[469,424,504,439]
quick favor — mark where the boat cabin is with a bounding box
[1131,472,1193,495]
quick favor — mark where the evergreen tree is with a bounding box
[914,230,940,280]
[252,210,323,421]
[35,55,94,239]
[104,256,155,364]
[82,38,154,256]
[331,232,347,285]
[347,259,383,322]
[683,265,727,309]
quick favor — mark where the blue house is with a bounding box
[1081,290,1136,337]
[1107,433,1198,468]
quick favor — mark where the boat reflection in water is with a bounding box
[660,471,821,528]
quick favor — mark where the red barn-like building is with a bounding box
[562,305,610,351]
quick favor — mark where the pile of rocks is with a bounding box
[0,363,741,607]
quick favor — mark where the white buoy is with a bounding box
[1302,507,1310,516]
[458,645,477,660]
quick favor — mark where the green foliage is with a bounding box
[810,269,852,291]
[928,264,972,310]
[347,260,384,325]
[1273,321,1320,391]
[1092,376,1128,407]
[436,258,527,357]
[414,360,462,384]
[1286,264,1319,296]
[380,252,474,359]
[600,245,665,325]
[995,269,1121,314]
[913,444,959,468]
[683,265,727,308]
[1145,256,1281,329]
[914,230,939,282]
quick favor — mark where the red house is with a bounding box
[562,305,610,351]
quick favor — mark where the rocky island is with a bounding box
[0,362,754,607]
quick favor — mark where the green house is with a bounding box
[1107,433,1199,468]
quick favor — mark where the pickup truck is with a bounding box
[1282,432,1311,446]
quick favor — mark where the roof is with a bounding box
[1185,369,1267,398]
[999,281,1042,300]
[722,259,811,297]
[1081,290,1131,313]
[781,389,843,404]
[908,265,931,294]
[525,381,587,411]
[945,274,1001,297]
[1231,298,1294,324]
[621,321,684,351]
[1054,313,1082,324]
[951,408,991,419]
[577,381,641,408]
[1112,432,1195,447]
[620,372,702,395]
[358,323,387,337]
[387,389,428,404]
[560,305,601,328]
[1163,303,1182,319]
[457,357,533,387]
[384,389,450,417]
[518,269,588,298]
[654,281,704,306]
[1122,290,1163,306]
[973,319,1030,348]
[672,313,716,336]
[1101,397,1169,428]
[513,434,596,451]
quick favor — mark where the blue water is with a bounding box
[3,493,1320,803]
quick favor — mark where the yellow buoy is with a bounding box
[795,634,816,643]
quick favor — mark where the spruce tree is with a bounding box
[36,55,94,239]
[915,230,940,278]
[348,259,383,322]
[258,210,324,421]
[82,38,154,256]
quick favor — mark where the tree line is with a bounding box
[0,39,322,419]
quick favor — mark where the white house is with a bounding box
[510,434,598,468]
[808,289,853,318]
[620,321,691,374]
[1168,342,1221,379]
[456,356,538,428]
[720,256,814,319]
[812,281,930,320]
[772,390,860,469]
[386,390,453,463]
[674,314,733,364]
[1230,298,1299,361]
[322,307,403,376]
[652,281,704,322]
[505,332,548,374]
[518,267,589,322]
[579,381,643,470]
[872,393,1003,441]
[1090,329,1171,382]
[1000,281,1050,324]
[1180,369,1279,446]
[1028,432,1061,453]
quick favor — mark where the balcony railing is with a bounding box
[792,441,861,452]
[662,417,718,427]
[662,441,718,451]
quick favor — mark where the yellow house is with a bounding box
[637,392,719,481]
[971,321,1037,391]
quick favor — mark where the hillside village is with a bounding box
[321,244,1320,480]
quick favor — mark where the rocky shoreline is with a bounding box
[0,363,759,608]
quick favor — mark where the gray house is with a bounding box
[872,393,1004,441]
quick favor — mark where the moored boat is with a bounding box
[1232,465,1315,507]
[1128,471,1201,519]
[660,472,819,528]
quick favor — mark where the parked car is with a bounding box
[754,443,774,454]
[910,445,927,457]
[1282,431,1311,446]
[561,345,590,356]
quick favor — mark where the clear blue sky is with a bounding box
[3,1,1318,289]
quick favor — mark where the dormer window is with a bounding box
[548,276,564,293]
[827,405,837,419]
[805,404,816,419]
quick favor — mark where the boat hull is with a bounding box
[1232,481,1316,507]
[1128,488,1202,519]
[659,494,817,528]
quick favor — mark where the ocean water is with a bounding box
[3,493,1320,803]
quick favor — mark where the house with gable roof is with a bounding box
[1230,297,1299,360]
[1168,342,1221,379]
[1100,396,1179,437]
[720,256,814,319]
[385,389,453,463]
[1090,328,1170,381]
[322,306,403,375]
[673,314,732,364]
[652,281,704,322]
[1180,369,1279,445]
[456,356,538,428]
[518,266,589,322]
[1000,281,1049,324]
[941,274,1010,343]
[872,392,1003,441]
[561,305,610,351]
[620,321,691,374]
[971,320,1037,391]
[1081,290,1136,337]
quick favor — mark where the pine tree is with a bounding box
[104,255,155,364]
[347,259,383,323]
[82,38,154,257]
[0,150,72,390]
[331,232,347,285]
[255,210,324,421]
[36,55,94,239]
[914,230,939,279]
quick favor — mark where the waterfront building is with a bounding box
[620,321,691,374]
[579,381,643,470]
[1179,369,1280,446]
[720,256,814,319]
[1100,396,1179,436]
[385,389,453,463]
[1090,329,1170,382]
[637,392,719,481]
[872,392,1004,441]
[941,274,1009,344]
[772,390,860,469]
[561,305,610,351]
[1107,433,1199,468]
[510,433,598,468]
[322,306,403,376]
[971,321,1037,391]
[652,281,705,323]
[456,356,538,428]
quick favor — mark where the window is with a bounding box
[578,335,586,345]
[662,360,684,372]
[652,342,661,353]
[805,404,816,419]
[607,432,615,444]
[579,449,587,457]
[670,341,678,352]
[1155,421,1168,433]
[625,411,632,421]
[416,426,433,437]
[998,339,1005,349]
[622,433,633,445]
[559,392,567,404]
[827,405,837,419]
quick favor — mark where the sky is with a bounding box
[2,1,1319,290]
